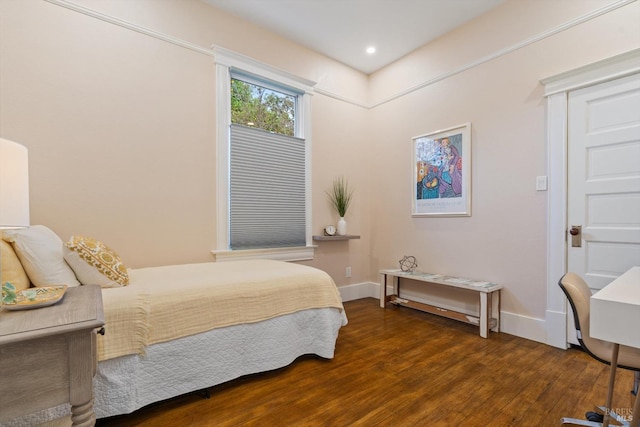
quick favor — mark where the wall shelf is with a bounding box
[312,235,360,241]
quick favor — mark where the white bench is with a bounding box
[380,269,502,338]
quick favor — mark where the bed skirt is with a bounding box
[95,306,346,418]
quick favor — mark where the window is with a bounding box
[214,47,315,261]
[231,77,296,136]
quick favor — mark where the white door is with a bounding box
[566,73,640,343]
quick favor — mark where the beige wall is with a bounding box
[366,0,639,320]
[0,0,370,284]
[0,0,638,329]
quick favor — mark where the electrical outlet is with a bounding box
[345,266,352,278]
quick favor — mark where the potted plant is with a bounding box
[327,176,353,236]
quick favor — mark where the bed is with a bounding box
[0,226,347,425]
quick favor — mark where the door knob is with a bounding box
[569,225,582,247]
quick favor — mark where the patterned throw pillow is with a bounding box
[64,236,129,288]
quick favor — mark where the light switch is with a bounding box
[536,176,548,191]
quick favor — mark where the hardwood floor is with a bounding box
[96,298,636,426]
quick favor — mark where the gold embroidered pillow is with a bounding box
[63,236,129,288]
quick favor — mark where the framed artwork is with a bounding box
[412,123,471,217]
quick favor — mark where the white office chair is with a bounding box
[559,272,640,426]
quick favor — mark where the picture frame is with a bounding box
[412,123,471,217]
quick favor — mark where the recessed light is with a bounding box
[366,46,376,55]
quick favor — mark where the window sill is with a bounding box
[211,245,316,262]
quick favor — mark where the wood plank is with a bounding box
[389,295,498,329]
[312,235,361,241]
[381,269,502,293]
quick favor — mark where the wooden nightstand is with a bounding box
[0,285,105,427]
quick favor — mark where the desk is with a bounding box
[591,266,640,427]
[0,285,104,426]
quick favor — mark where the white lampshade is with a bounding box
[0,138,30,229]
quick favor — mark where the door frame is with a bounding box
[542,48,640,349]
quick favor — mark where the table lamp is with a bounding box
[0,138,30,308]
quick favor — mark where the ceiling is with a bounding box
[202,0,505,74]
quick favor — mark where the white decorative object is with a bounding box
[399,255,418,272]
[337,217,347,236]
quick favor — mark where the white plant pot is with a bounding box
[337,217,347,236]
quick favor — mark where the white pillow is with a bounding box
[64,235,129,288]
[2,225,81,287]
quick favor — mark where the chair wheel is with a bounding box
[585,411,603,423]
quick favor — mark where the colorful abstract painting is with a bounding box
[412,123,471,216]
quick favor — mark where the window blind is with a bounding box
[229,124,306,250]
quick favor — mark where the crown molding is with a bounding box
[43,0,215,57]
[541,48,640,96]
[44,0,637,109]
[369,0,637,108]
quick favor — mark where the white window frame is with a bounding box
[212,46,316,261]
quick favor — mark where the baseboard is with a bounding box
[546,309,570,349]
[340,282,552,346]
[338,282,379,302]
[499,311,547,345]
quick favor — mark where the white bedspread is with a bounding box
[98,260,344,360]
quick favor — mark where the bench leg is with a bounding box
[480,293,488,338]
[379,273,387,308]
[494,290,501,333]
